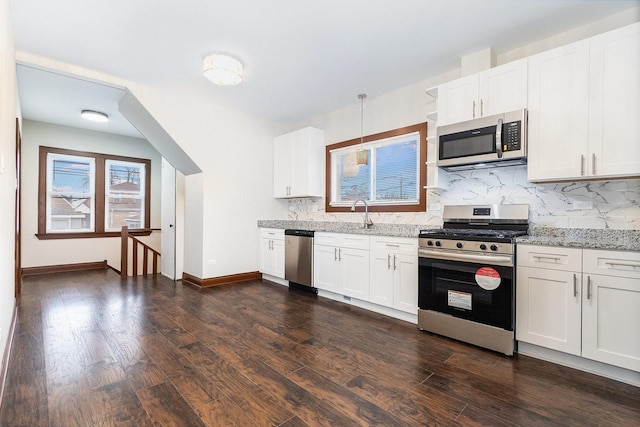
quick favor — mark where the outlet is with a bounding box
[572,200,593,210]
[207,259,217,266]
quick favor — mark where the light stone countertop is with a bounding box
[258,221,640,251]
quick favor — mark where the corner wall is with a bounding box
[0,0,18,380]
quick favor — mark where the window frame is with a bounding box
[37,146,151,239]
[325,122,427,213]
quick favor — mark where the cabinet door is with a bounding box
[516,266,582,355]
[438,74,478,126]
[527,40,590,182]
[313,245,341,292]
[259,238,276,276]
[582,274,640,372]
[588,23,640,178]
[370,250,395,308]
[479,58,527,117]
[341,247,370,300]
[273,133,293,197]
[393,253,418,314]
[272,239,285,279]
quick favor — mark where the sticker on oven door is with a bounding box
[475,267,501,290]
[448,290,472,310]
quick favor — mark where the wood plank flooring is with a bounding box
[1,269,638,426]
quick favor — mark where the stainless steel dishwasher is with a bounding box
[284,229,316,293]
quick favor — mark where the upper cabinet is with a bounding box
[437,59,527,126]
[273,127,325,198]
[528,23,640,182]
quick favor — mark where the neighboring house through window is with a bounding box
[38,146,151,239]
[326,122,427,213]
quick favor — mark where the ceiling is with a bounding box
[10,0,639,137]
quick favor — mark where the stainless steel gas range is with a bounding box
[417,204,529,356]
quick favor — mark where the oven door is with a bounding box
[418,255,514,331]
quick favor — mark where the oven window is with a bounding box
[419,258,513,330]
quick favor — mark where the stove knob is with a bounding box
[456,242,463,249]
[480,244,487,250]
[435,241,442,247]
[490,244,498,251]
[427,240,434,246]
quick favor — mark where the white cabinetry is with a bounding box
[370,236,418,314]
[314,232,370,300]
[437,59,527,126]
[528,23,640,182]
[273,127,325,198]
[259,228,285,279]
[517,245,640,372]
[581,249,640,372]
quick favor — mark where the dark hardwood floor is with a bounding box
[1,270,638,426]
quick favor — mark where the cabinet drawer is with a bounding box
[517,245,582,271]
[583,249,640,279]
[260,228,284,240]
[315,232,370,250]
[370,236,417,255]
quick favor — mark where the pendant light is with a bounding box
[355,93,368,165]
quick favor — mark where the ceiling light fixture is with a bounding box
[203,54,243,86]
[356,93,368,165]
[81,110,109,122]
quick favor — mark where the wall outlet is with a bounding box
[207,259,217,266]
[572,200,593,210]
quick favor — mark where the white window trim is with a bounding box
[46,153,96,233]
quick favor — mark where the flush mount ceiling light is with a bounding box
[202,54,243,86]
[81,110,109,122]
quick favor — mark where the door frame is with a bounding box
[14,118,21,300]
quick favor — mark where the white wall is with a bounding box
[0,0,17,378]
[284,11,640,230]
[20,120,163,269]
[129,82,288,278]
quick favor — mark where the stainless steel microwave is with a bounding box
[436,109,527,171]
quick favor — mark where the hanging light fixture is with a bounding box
[356,93,368,165]
[202,53,244,86]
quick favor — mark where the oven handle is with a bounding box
[419,248,513,267]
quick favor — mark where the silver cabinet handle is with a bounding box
[270,240,273,250]
[472,100,476,118]
[581,155,585,176]
[587,276,592,300]
[605,261,640,268]
[338,248,342,261]
[480,99,484,117]
[334,248,337,261]
[385,244,400,248]
[496,118,503,158]
[573,274,577,297]
[533,255,562,263]
[393,255,397,270]
[387,254,391,269]
[592,153,596,175]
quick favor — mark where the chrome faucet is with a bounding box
[351,199,374,229]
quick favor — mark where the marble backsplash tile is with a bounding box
[287,166,640,230]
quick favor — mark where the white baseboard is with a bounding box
[518,342,640,387]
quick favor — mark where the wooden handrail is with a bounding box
[120,226,161,278]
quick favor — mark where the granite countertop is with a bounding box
[516,227,640,252]
[258,220,640,251]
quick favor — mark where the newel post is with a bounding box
[120,226,129,278]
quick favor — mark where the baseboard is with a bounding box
[21,260,108,277]
[0,304,18,408]
[182,271,262,288]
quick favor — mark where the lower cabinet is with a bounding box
[314,232,370,300]
[370,236,418,314]
[259,228,285,279]
[517,245,640,372]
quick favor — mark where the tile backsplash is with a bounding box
[287,166,640,230]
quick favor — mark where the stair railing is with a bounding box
[120,226,161,278]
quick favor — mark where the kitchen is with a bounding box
[1,1,640,425]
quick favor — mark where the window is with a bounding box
[326,123,427,212]
[38,146,151,239]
